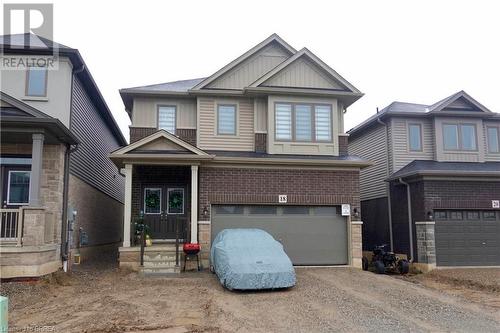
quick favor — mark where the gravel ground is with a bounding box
[1,263,499,333]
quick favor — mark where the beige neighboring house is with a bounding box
[112,34,371,274]
[0,34,126,278]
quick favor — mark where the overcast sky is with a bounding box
[5,0,500,141]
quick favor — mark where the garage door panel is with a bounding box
[435,210,500,266]
[211,205,348,265]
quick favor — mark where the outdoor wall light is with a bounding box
[427,211,433,221]
[202,206,209,218]
[353,208,360,218]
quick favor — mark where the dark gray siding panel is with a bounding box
[70,77,124,202]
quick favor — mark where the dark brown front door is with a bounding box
[142,185,187,239]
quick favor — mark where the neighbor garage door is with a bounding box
[211,205,348,265]
[435,210,500,266]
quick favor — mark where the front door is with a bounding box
[142,185,187,239]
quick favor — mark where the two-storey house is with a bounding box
[112,34,370,272]
[349,91,500,269]
[0,34,126,278]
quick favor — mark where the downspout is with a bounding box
[61,144,78,267]
[377,117,394,252]
[61,63,84,269]
[398,177,414,261]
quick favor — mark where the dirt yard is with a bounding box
[400,267,500,310]
[2,260,499,333]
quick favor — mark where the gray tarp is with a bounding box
[210,229,296,290]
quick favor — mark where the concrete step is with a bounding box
[143,261,178,269]
[143,253,177,262]
[140,266,181,276]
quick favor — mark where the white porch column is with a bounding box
[121,164,133,247]
[190,165,199,243]
[29,133,44,207]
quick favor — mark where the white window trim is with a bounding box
[157,105,177,134]
[144,187,162,215]
[26,66,48,97]
[486,126,500,153]
[274,102,333,143]
[6,170,31,205]
[167,188,184,215]
[407,122,423,152]
[442,123,478,152]
[216,104,238,136]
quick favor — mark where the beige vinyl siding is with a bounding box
[390,117,435,171]
[348,124,388,200]
[206,42,289,90]
[483,120,500,161]
[261,57,345,90]
[254,98,267,133]
[434,117,485,162]
[132,97,196,129]
[197,97,254,151]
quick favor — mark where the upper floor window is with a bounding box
[26,66,47,97]
[443,123,477,151]
[158,106,176,134]
[275,103,332,142]
[217,104,237,135]
[408,123,422,151]
[487,127,499,153]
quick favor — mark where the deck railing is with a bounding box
[0,208,23,246]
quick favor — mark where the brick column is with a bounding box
[351,221,363,268]
[415,221,436,271]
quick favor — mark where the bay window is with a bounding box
[275,103,332,142]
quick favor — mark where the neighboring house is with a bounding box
[348,91,500,269]
[0,34,126,278]
[111,34,370,272]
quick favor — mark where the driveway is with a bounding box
[2,264,499,333]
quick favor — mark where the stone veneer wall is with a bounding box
[0,143,66,278]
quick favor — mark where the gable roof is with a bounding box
[191,34,296,90]
[0,91,53,118]
[0,92,78,144]
[348,91,499,137]
[427,90,492,113]
[1,33,126,145]
[249,48,361,93]
[111,130,211,156]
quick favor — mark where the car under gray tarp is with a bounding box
[210,229,296,290]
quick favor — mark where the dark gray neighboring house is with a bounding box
[348,91,500,269]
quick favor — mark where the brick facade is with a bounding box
[389,177,500,261]
[198,167,360,221]
[130,127,197,146]
[254,133,267,153]
[338,135,349,155]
